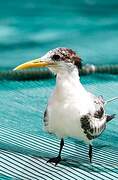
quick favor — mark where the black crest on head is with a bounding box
[49,47,82,69]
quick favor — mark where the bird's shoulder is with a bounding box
[89,93,105,117]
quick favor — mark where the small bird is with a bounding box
[14,47,116,166]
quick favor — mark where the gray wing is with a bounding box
[44,108,48,127]
[80,95,106,140]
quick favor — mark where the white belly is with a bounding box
[45,98,93,142]
[43,68,96,143]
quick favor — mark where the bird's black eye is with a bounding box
[52,54,60,61]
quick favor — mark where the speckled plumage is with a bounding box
[42,47,115,164]
[43,47,82,69]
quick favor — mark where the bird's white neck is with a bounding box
[57,67,79,84]
[55,67,87,100]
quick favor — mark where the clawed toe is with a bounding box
[47,156,62,166]
[47,139,64,166]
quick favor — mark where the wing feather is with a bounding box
[44,108,48,127]
[80,95,106,140]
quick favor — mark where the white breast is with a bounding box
[44,70,95,142]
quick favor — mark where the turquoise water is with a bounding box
[0,0,118,69]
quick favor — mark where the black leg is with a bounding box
[47,138,64,166]
[89,144,92,163]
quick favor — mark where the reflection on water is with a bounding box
[0,0,118,69]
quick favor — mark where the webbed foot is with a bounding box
[47,156,62,166]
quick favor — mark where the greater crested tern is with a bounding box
[14,47,116,166]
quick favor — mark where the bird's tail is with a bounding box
[104,97,118,123]
[106,114,116,122]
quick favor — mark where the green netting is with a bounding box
[0,74,118,179]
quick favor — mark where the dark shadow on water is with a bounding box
[43,156,117,174]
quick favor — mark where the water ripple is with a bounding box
[0,0,118,68]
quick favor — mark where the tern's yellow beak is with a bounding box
[14,58,54,71]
